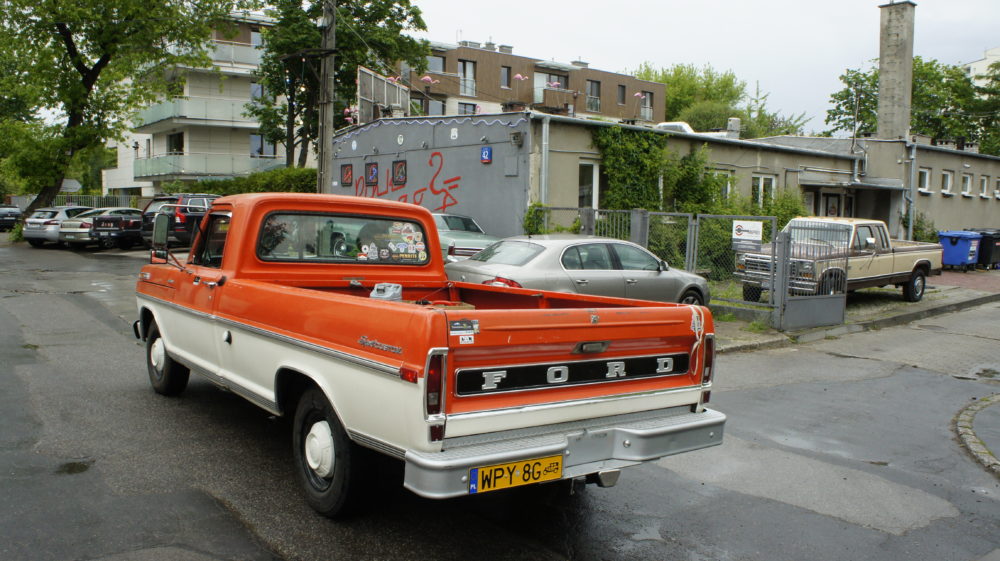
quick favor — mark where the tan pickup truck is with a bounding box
[736,217,943,302]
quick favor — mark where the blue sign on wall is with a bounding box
[481,146,492,164]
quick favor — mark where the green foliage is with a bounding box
[974,61,1000,156]
[248,0,429,168]
[66,145,116,194]
[900,210,938,243]
[825,57,978,141]
[522,202,548,235]
[662,146,728,213]
[0,0,246,213]
[590,126,667,210]
[677,100,733,132]
[189,167,318,196]
[633,62,745,122]
[9,222,24,242]
[739,84,809,139]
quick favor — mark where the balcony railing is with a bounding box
[134,153,285,179]
[211,41,262,66]
[459,77,476,97]
[639,105,653,121]
[135,97,258,129]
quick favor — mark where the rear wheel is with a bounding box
[902,269,926,302]
[293,387,360,518]
[742,283,762,302]
[145,321,190,396]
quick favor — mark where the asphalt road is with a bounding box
[1,239,998,561]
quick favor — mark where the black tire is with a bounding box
[145,322,190,396]
[817,271,845,296]
[902,269,926,302]
[742,283,762,302]
[116,239,135,250]
[679,289,704,306]
[99,239,115,250]
[293,387,360,518]
[27,239,44,247]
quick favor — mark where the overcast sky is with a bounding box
[408,0,1000,133]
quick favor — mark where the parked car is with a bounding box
[432,212,500,262]
[0,204,22,232]
[58,207,120,249]
[23,206,92,247]
[90,207,144,249]
[445,235,711,305]
[140,193,219,247]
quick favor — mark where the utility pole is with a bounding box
[316,0,336,193]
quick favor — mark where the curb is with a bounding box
[954,393,1000,478]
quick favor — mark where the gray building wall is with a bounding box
[877,1,916,140]
[329,114,533,238]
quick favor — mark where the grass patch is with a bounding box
[713,311,738,322]
[742,320,770,333]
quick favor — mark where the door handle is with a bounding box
[625,279,638,284]
[575,279,589,285]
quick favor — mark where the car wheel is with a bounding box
[817,271,845,296]
[27,239,44,247]
[145,321,190,396]
[293,387,361,518]
[902,269,926,302]
[742,284,762,302]
[679,289,704,306]
[116,239,135,250]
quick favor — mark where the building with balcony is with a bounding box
[400,41,664,123]
[103,14,287,195]
[963,46,1000,87]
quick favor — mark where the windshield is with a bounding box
[469,240,544,266]
[145,200,173,214]
[434,214,483,233]
[783,220,850,248]
[30,211,57,219]
[75,208,109,218]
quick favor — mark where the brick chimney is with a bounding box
[876,1,916,140]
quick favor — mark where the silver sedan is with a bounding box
[445,235,710,305]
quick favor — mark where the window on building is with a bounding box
[711,169,735,199]
[639,91,653,121]
[427,54,445,73]
[144,138,151,158]
[981,176,991,197]
[917,167,931,191]
[962,173,973,196]
[751,175,775,206]
[500,66,511,89]
[941,170,954,194]
[424,98,445,115]
[579,163,596,208]
[250,133,276,157]
[586,80,601,113]
[458,102,477,115]
[617,85,626,105]
[996,178,1000,199]
[250,26,263,48]
[458,60,476,96]
[166,132,184,155]
[250,82,269,105]
[542,73,568,88]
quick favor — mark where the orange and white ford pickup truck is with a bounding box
[134,193,724,517]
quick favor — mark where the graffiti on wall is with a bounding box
[354,151,460,212]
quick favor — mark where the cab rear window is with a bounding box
[257,212,430,265]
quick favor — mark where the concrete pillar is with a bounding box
[877,1,916,140]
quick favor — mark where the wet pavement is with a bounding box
[712,267,1000,479]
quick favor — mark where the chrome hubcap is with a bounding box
[150,338,165,374]
[305,421,335,478]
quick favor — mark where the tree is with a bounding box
[825,56,978,141]
[973,61,1000,156]
[739,84,809,139]
[247,0,428,168]
[0,0,245,214]
[634,62,745,122]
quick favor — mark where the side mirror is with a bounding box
[660,260,670,271]
[152,213,170,250]
[865,237,876,249]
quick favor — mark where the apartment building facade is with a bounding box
[103,14,286,195]
[401,41,665,123]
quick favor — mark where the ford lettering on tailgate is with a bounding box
[455,353,689,396]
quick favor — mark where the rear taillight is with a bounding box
[425,354,444,416]
[484,277,523,288]
[174,211,187,227]
[701,334,715,385]
[81,222,92,229]
[44,220,59,226]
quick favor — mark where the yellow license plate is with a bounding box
[469,454,563,494]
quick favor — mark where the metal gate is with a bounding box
[773,219,852,331]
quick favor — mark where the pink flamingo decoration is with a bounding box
[420,75,440,85]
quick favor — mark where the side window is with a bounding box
[192,214,230,268]
[576,243,613,270]
[561,246,583,270]
[613,243,659,271]
[854,226,874,250]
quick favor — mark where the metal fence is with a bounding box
[696,214,778,306]
[10,194,137,211]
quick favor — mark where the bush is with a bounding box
[180,167,318,196]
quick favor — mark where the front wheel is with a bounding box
[293,387,360,518]
[145,322,190,395]
[679,289,704,306]
[902,269,926,302]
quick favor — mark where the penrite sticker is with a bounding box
[449,319,479,336]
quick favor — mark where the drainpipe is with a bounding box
[540,115,551,205]
[906,142,917,240]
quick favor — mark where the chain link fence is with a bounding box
[696,214,778,306]
[10,194,137,211]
